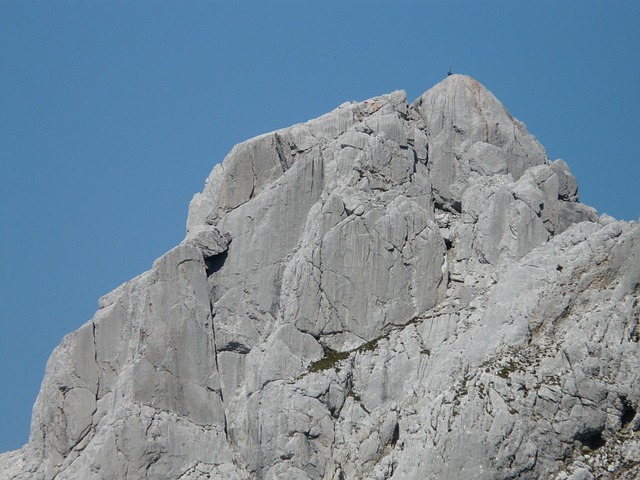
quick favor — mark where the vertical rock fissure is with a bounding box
[91,321,100,400]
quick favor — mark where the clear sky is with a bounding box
[1,1,638,453]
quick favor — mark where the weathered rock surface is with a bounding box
[2,75,638,480]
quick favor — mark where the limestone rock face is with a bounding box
[413,75,547,210]
[2,75,638,480]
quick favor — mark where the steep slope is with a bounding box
[2,75,638,480]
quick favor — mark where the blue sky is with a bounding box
[1,1,638,453]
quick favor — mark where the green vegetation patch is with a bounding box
[308,315,429,374]
[309,345,350,372]
[348,389,370,414]
[498,360,518,379]
[357,338,380,352]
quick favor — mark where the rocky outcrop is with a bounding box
[2,75,638,480]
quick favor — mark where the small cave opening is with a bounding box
[205,250,228,277]
[575,429,606,451]
[444,238,453,251]
[621,396,636,428]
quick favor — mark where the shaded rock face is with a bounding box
[2,75,639,480]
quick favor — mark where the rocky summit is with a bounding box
[1,75,639,480]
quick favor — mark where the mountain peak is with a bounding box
[3,77,638,480]
[413,74,547,209]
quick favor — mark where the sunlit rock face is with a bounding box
[2,75,639,480]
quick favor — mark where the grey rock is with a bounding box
[413,74,547,210]
[0,448,24,480]
[3,75,639,480]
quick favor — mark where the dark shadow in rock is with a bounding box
[218,340,251,354]
[621,396,636,428]
[575,429,606,451]
[391,422,400,447]
[205,251,228,277]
